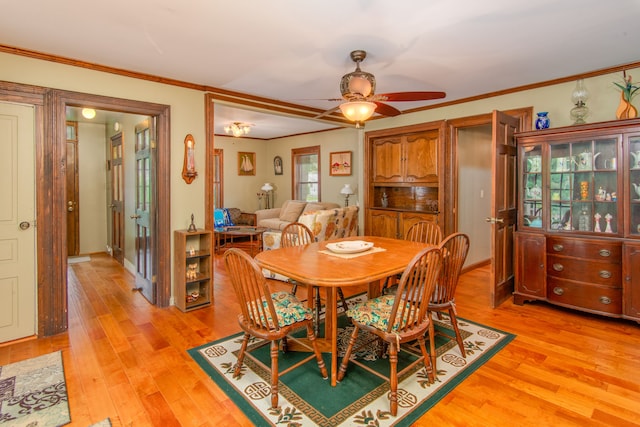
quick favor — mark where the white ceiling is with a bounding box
[4,0,640,139]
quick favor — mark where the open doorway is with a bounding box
[447,108,532,308]
[65,107,155,301]
[456,124,492,269]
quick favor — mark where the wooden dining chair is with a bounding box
[281,222,349,334]
[429,232,470,359]
[337,247,443,416]
[223,248,328,409]
[382,221,443,294]
[405,221,443,245]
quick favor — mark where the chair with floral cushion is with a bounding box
[281,222,349,334]
[224,248,328,409]
[337,246,443,416]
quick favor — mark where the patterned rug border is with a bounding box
[188,315,515,426]
[0,350,70,427]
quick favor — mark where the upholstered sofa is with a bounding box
[255,200,340,231]
[262,205,359,250]
[262,204,359,281]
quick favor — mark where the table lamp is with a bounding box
[261,183,274,209]
[340,184,354,206]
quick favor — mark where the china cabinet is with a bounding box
[515,118,640,322]
[364,122,444,238]
[174,229,212,312]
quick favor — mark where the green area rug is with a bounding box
[0,351,70,426]
[188,302,515,427]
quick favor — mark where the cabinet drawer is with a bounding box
[546,237,621,261]
[547,277,622,315]
[547,255,621,287]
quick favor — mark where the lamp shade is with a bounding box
[339,101,376,123]
[261,183,274,192]
[340,184,354,195]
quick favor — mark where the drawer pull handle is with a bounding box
[553,287,564,296]
[599,296,612,305]
[552,263,564,272]
[599,270,612,279]
[552,244,564,252]
[599,249,611,257]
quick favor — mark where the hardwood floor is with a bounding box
[1,252,639,426]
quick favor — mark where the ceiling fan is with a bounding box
[327,50,446,124]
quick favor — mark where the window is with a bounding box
[292,146,320,202]
[213,148,223,208]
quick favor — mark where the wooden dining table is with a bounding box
[254,235,431,386]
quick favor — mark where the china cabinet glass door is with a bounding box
[628,134,640,237]
[522,144,543,228]
[549,137,619,234]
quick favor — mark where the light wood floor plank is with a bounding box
[1,252,639,426]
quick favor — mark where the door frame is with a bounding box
[446,107,532,307]
[0,81,171,336]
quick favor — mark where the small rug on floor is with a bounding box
[68,256,91,264]
[188,308,515,427]
[0,351,70,426]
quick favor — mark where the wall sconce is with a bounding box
[340,184,354,206]
[181,134,197,184]
[261,183,274,209]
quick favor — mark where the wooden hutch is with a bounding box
[515,118,640,322]
[364,121,446,238]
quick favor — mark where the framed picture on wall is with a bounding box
[238,152,256,176]
[274,155,283,175]
[330,151,352,176]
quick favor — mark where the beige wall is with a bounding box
[2,50,638,301]
[0,52,206,238]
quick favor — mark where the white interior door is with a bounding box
[0,101,36,342]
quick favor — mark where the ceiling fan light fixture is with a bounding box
[224,122,252,137]
[339,101,377,124]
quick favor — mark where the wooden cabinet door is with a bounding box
[623,242,640,320]
[514,232,546,304]
[372,136,403,182]
[367,209,399,238]
[400,211,439,239]
[404,131,438,183]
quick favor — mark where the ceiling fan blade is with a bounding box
[374,102,401,117]
[313,105,341,119]
[378,91,446,102]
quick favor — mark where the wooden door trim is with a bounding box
[445,107,532,237]
[1,81,171,336]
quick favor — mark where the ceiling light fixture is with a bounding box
[81,108,96,119]
[339,101,377,127]
[224,122,252,137]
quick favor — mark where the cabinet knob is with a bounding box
[599,249,611,257]
[552,263,564,272]
[599,270,612,279]
[553,287,564,296]
[552,244,564,252]
[599,296,612,305]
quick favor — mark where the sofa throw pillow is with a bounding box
[302,203,325,214]
[278,200,307,222]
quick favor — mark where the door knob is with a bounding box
[68,206,74,212]
[485,217,504,224]
[130,214,141,219]
[19,221,31,230]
